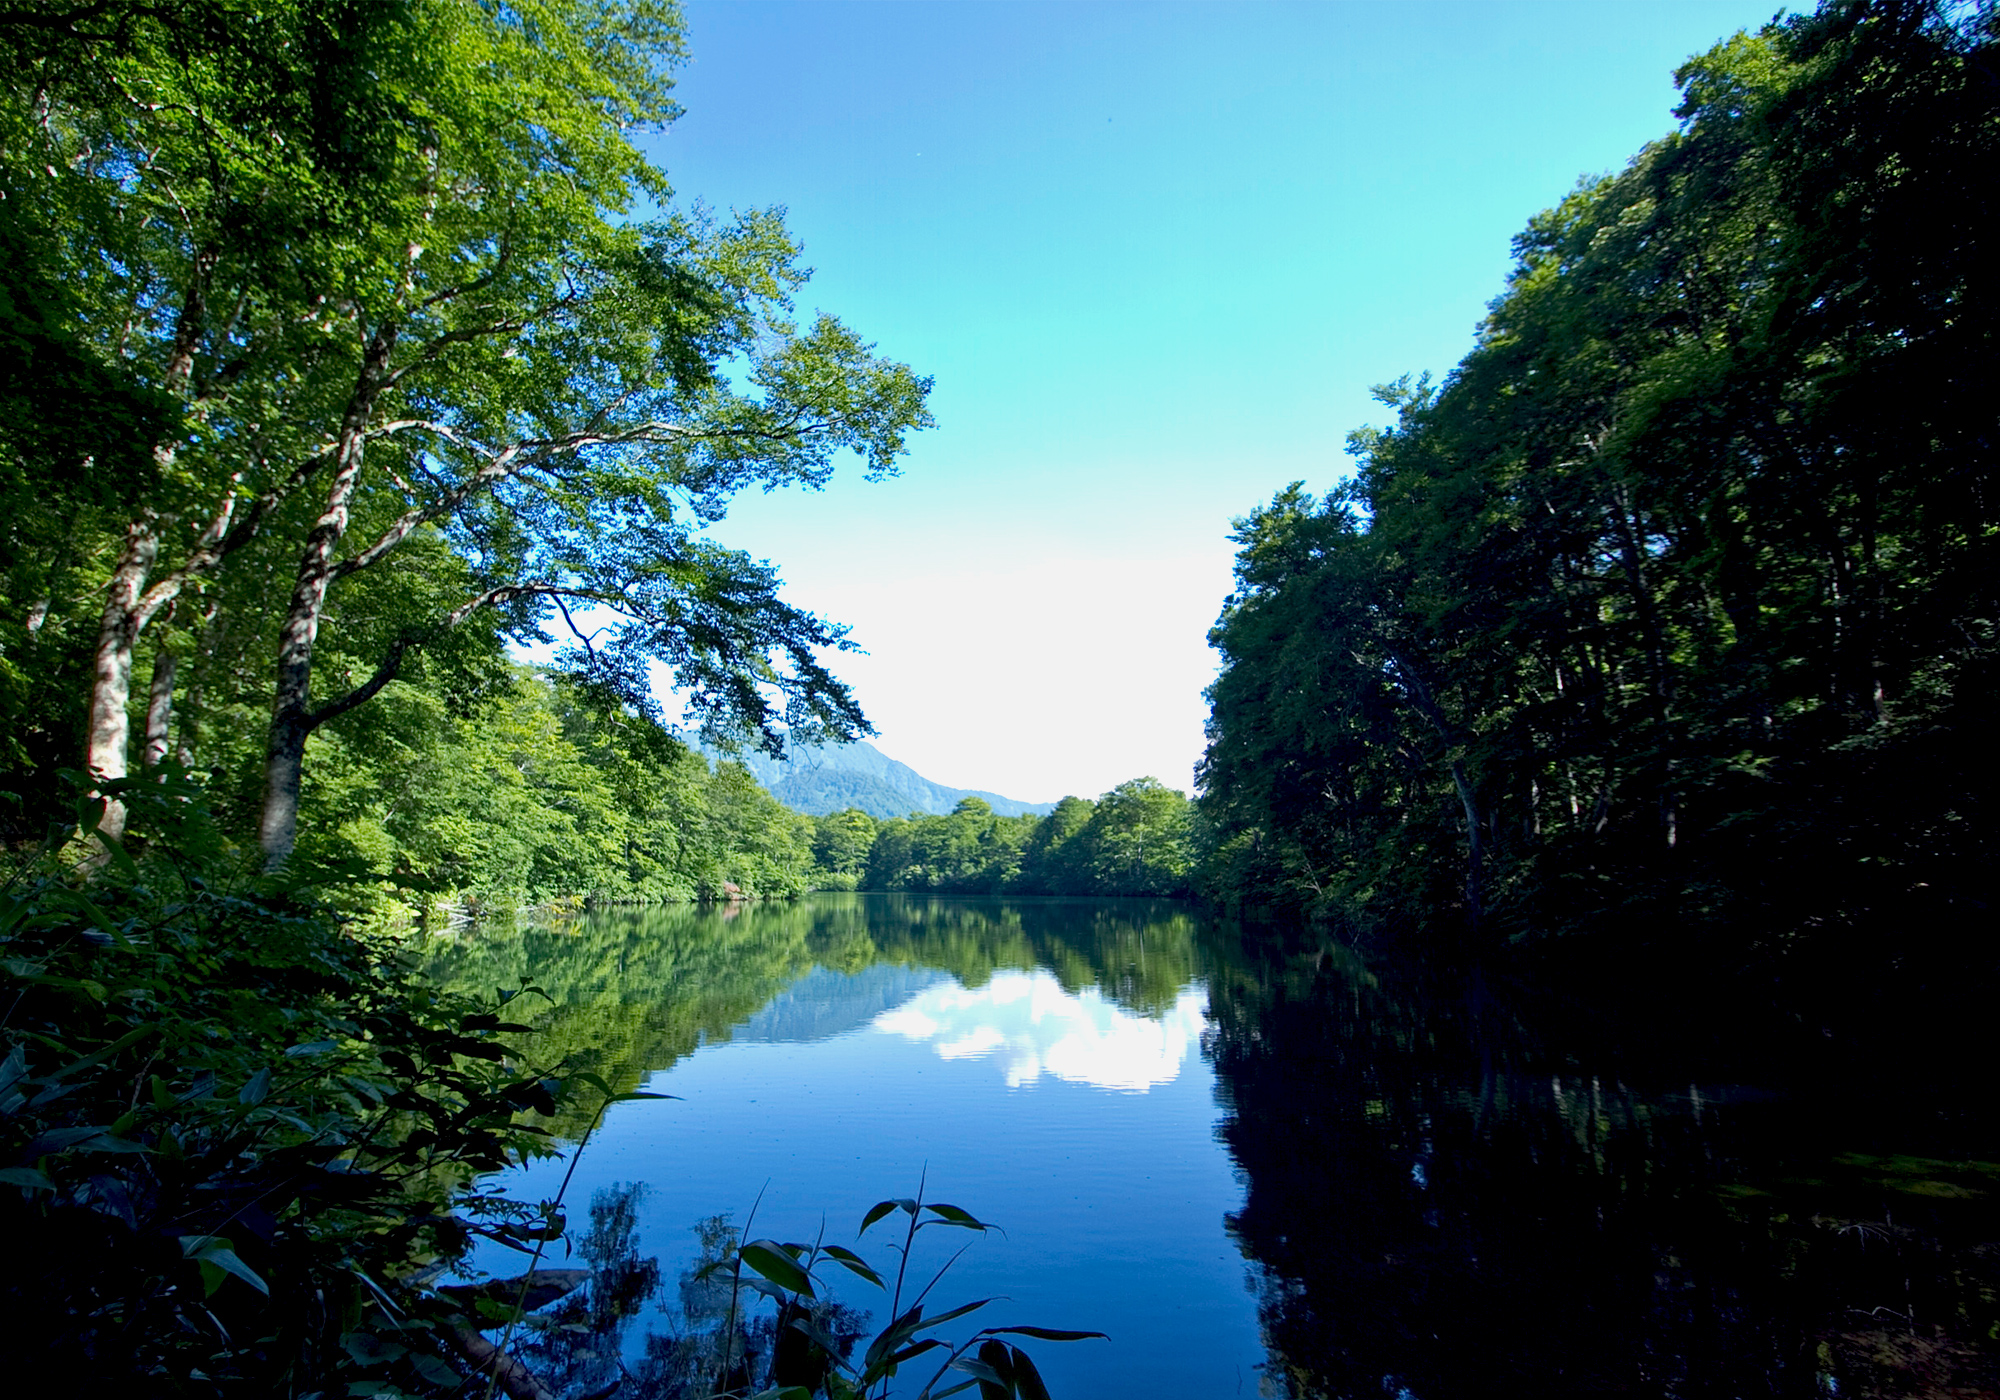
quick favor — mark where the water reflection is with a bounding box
[431,896,1260,1398]
[874,970,1209,1092]
[425,894,1208,1127]
[430,900,2000,1398]
[1203,929,2000,1399]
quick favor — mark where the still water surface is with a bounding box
[429,895,2000,1399]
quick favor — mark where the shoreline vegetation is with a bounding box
[1,0,1993,1396]
[1198,0,1995,962]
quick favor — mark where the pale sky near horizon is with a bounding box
[641,0,1794,805]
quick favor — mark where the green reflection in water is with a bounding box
[425,894,1211,1136]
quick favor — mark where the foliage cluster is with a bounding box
[298,665,819,909]
[0,777,611,1396]
[1198,0,1998,949]
[819,780,1196,898]
[491,1177,1102,1400]
[0,0,928,865]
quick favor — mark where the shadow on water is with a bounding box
[430,898,2000,1398]
[1204,919,2000,1399]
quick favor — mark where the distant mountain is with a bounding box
[713,739,1056,819]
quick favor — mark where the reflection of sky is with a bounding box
[872,970,1208,1093]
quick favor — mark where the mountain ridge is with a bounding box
[711,739,1057,819]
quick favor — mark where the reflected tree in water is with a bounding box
[1202,931,2000,1398]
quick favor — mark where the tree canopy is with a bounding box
[0,0,931,864]
[1198,0,1997,949]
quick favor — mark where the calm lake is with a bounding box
[428,895,2000,1399]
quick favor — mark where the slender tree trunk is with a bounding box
[86,517,159,840]
[1384,647,1484,935]
[1609,483,1678,849]
[260,711,312,867]
[141,648,178,770]
[1447,755,1483,936]
[84,264,208,841]
[259,328,398,866]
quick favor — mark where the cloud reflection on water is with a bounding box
[872,970,1209,1092]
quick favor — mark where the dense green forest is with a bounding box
[1198,0,1997,951]
[816,779,1195,897]
[0,0,929,876]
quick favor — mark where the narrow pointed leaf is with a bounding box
[822,1244,884,1287]
[1008,1346,1053,1400]
[740,1241,814,1296]
[181,1237,269,1295]
[923,1203,988,1229]
[911,1297,994,1333]
[948,1357,1007,1386]
[47,1025,156,1083]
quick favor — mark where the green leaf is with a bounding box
[474,1297,520,1323]
[239,1067,273,1106]
[973,1339,1016,1400]
[861,1198,914,1233]
[285,1040,340,1058]
[739,1240,814,1296]
[986,1327,1110,1342]
[46,1024,156,1083]
[180,1236,269,1295]
[741,1276,796,1305]
[0,1166,55,1191]
[822,1243,884,1287]
[341,1332,408,1367]
[1007,1345,1052,1400]
[92,828,139,879]
[17,1124,132,1157]
[923,1203,989,1229]
[910,1298,993,1333]
[948,1356,1007,1387]
[0,1047,27,1096]
[862,1304,927,1374]
[409,1352,465,1386]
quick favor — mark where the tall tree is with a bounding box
[1200,0,1998,944]
[1,1,931,856]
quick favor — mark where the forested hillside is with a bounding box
[1198,0,1996,950]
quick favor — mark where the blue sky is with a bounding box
[650,0,1793,803]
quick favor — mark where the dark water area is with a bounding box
[429,896,2000,1399]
